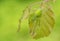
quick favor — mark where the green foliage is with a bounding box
[0,0,60,41]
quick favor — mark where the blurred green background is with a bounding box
[0,0,60,41]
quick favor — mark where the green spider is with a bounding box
[17,0,55,39]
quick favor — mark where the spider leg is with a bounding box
[17,19,21,32]
[17,7,30,32]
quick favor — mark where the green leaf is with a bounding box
[29,7,55,39]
